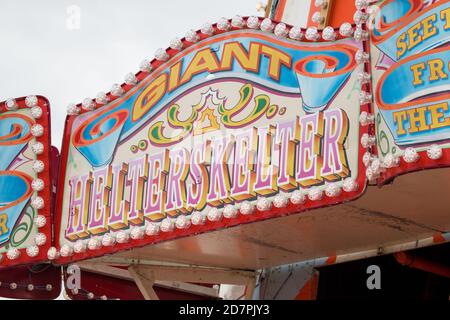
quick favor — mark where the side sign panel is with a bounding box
[56,28,367,262]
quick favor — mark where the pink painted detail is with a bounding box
[296,113,321,184]
[66,173,91,238]
[143,152,167,218]
[276,121,297,188]
[254,126,276,193]
[165,148,189,213]
[207,136,233,204]
[126,156,146,222]
[107,163,128,226]
[186,142,209,209]
[87,166,108,232]
[321,109,347,178]
[231,129,256,199]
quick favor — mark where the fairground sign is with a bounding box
[55,20,369,262]
[0,96,52,267]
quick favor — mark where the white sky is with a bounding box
[0,0,259,148]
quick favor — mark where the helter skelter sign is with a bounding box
[55,18,370,262]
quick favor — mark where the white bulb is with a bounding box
[322,26,336,41]
[110,84,125,96]
[311,12,324,24]
[31,178,45,191]
[139,59,153,73]
[130,226,144,240]
[5,98,18,111]
[246,16,260,29]
[124,73,138,85]
[207,207,222,222]
[88,238,101,250]
[47,247,59,260]
[359,111,375,126]
[359,91,372,104]
[305,27,320,41]
[353,10,368,24]
[95,92,110,104]
[354,28,369,41]
[74,240,87,253]
[35,233,47,246]
[116,231,129,243]
[155,48,170,61]
[260,18,274,32]
[191,211,206,225]
[357,72,371,84]
[308,187,323,201]
[31,124,44,137]
[325,184,342,197]
[360,133,376,148]
[160,218,175,232]
[175,215,191,229]
[256,198,272,211]
[30,106,43,119]
[32,160,45,173]
[289,26,304,40]
[81,98,96,111]
[145,223,160,236]
[290,190,306,204]
[185,29,200,43]
[355,50,369,64]
[403,148,419,163]
[34,215,47,228]
[231,15,245,28]
[223,205,238,218]
[200,22,215,35]
[7,248,20,260]
[25,95,38,107]
[427,144,443,160]
[342,178,358,192]
[339,22,354,37]
[355,0,369,10]
[31,196,45,210]
[273,194,288,208]
[217,17,231,31]
[169,37,183,51]
[26,246,40,258]
[66,103,80,115]
[102,233,116,246]
[240,201,255,215]
[32,142,44,155]
[315,0,328,8]
[274,23,288,37]
[383,154,400,168]
[60,244,74,257]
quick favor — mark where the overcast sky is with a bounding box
[0,0,259,147]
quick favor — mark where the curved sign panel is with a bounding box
[0,96,53,268]
[370,0,450,182]
[56,25,368,263]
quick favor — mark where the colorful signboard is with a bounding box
[0,96,53,267]
[369,0,450,183]
[55,20,369,263]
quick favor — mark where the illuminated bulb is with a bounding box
[207,207,222,222]
[46,284,52,291]
[231,15,245,28]
[359,111,375,126]
[66,103,80,115]
[145,223,160,236]
[31,178,45,191]
[31,196,45,210]
[274,23,288,37]
[289,26,304,40]
[88,238,101,250]
[223,205,238,218]
[175,215,191,229]
[354,27,369,41]
[217,17,231,31]
[47,247,59,260]
[87,292,95,300]
[81,98,96,111]
[34,215,46,228]
[169,37,183,51]
[74,240,87,253]
[325,183,342,197]
[10,283,18,290]
[27,284,34,291]
[357,72,371,84]
[5,98,18,111]
[110,84,125,96]
[240,201,255,215]
[355,50,369,64]
[246,16,260,29]
[273,193,288,208]
[30,106,43,119]
[311,12,324,24]
[359,91,372,104]
[343,178,359,192]
[260,18,274,32]
[256,198,272,211]
[370,158,382,174]
[139,59,153,72]
[102,233,116,246]
[305,27,320,41]
[308,187,323,201]
[366,167,378,181]
[26,245,39,257]
[60,244,74,257]
[100,295,107,300]
[116,231,129,243]
[32,160,45,173]
[383,154,400,168]
[403,148,420,163]
[200,22,215,35]
[355,0,369,9]
[191,211,206,225]
[25,95,38,107]
[353,10,368,24]
[322,26,336,41]
[361,133,376,148]
[95,92,110,104]
[31,124,44,139]
[427,144,443,160]
[130,226,144,240]
[363,151,374,167]
[35,233,47,246]
[7,248,20,260]
[160,218,175,232]
[185,29,199,43]
[124,73,138,85]
[339,22,354,37]
[290,190,306,204]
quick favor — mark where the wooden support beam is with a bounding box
[128,266,159,300]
